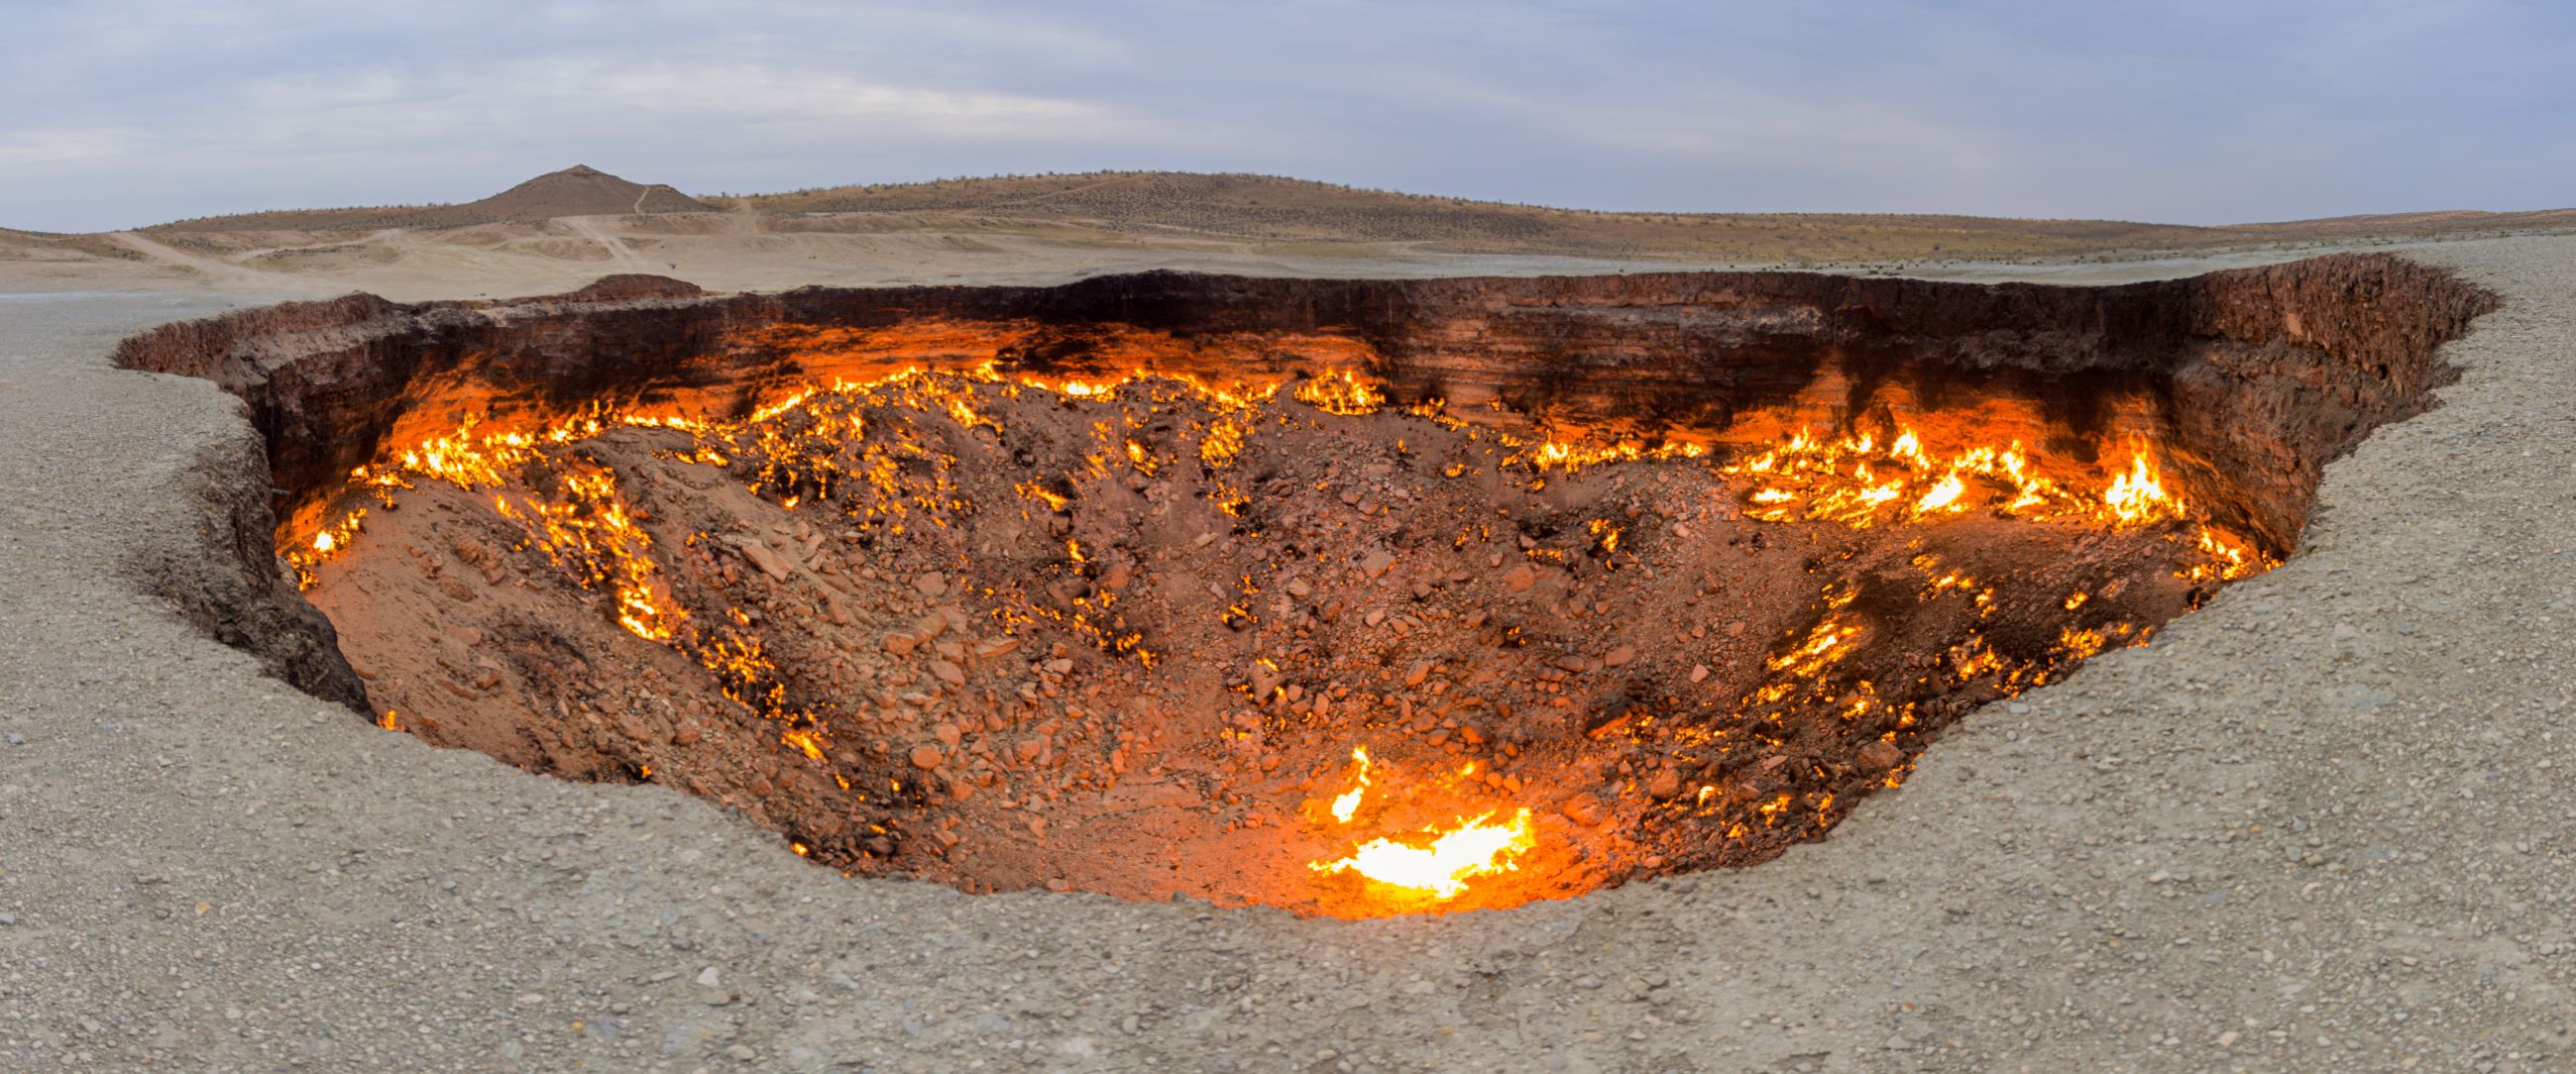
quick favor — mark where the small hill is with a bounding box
[712,170,2576,259]
[0,225,146,264]
[148,166,715,232]
[425,164,714,224]
[728,171,1577,245]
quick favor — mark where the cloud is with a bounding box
[0,128,150,172]
[15,59,1130,161]
[2,1,2572,230]
[0,46,1147,226]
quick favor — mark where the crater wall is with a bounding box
[111,259,2495,731]
[118,257,2494,558]
[105,256,2497,912]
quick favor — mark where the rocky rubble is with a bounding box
[313,367,2252,914]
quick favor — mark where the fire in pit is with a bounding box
[1309,746,1538,901]
[115,260,2494,916]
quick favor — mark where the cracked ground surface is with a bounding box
[3,235,2574,1072]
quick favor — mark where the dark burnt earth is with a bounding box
[113,257,2493,914]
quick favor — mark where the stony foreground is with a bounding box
[3,235,2573,1072]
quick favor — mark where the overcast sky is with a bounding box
[4,0,2569,232]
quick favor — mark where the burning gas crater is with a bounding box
[115,262,2488,917]
[286,362,2252,916]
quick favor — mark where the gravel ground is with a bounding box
[2,236,2571,1073]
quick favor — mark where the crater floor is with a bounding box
[311,370,2231,915]
[2,238,2571,1072]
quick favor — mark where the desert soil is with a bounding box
[2,235,2572,1072]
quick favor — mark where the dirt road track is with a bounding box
[563,215,653,274]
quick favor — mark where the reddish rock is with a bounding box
[734,538,792,580]
[1857,740,1906,772]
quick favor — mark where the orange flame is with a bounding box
[1292,369,1386,416]
[1311,809,1538,900]
[1310,744,1537,901]
[1328,746,1371,823]
[2101,446,2181,525]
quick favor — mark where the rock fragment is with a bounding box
[1856,739,1905,771]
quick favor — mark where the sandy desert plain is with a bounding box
[3,167,2575,1072]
